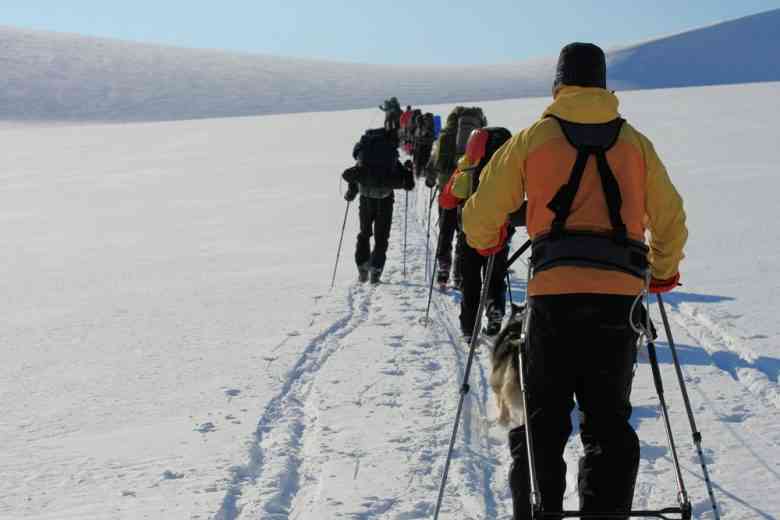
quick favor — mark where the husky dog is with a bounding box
[489,303,527,429]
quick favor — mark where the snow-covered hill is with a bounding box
[0,8,778,122]
[608,8,780,90]
[1,81,778,519]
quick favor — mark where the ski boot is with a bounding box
[452,253,464,291]
[483,305,504,337]
[358,263,370,283]
[451,274,463,291]
[436,269,449,289]
[369,267,382,284]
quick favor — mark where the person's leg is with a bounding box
[485,245,509,334]
[509,297,575,518]
[370,195,394,274]
[453,229,467,287]
[355,196,373,276]
[458,245,482,336]
[574,295,640,518]
[436,206,457,281]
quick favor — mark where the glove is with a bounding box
[403,173,415,191]
[649,273,680,294]
[403,159,413,170]
[438,174,460,209]
[476,223,509,257]
[344,185,358,202]
[342,165,363,183]
[425,176,436,188]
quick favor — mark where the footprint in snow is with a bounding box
[194,422,216,433]
[161,470,185,481]
[720,411,750,423]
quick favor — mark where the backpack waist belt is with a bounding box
[531,230,649,279]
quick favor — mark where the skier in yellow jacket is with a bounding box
[463,42,687,519]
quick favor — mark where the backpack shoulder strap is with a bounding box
[545,116,627,240]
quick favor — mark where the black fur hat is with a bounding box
[553,42,607,92]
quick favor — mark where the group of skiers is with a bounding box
[340,42,688,520]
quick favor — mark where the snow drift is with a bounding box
[0,8,778,122]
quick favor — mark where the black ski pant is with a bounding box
[355,194,394,272]
[435,206,464,280]
[509,294,640,520]
[413,142,433,177]
[459,243,508,334]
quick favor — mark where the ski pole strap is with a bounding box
[531,230,649,279]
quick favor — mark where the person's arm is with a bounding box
[344,181,359,201]
[641,134,688,280]
[438,172,462,209]
[462,132,527,251]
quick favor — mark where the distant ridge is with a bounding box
[607,8,780,90]
[0,8,777,122]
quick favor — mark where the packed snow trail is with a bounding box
[213,183,779,519]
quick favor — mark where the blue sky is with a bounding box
[1,1,778,64]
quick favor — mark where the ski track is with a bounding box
[669,300,780,410]
[642,300,780,519]
[211,182,779,519]
[413,186,511,520]
[213,282,375,519]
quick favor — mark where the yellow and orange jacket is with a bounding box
[462,87,687,296]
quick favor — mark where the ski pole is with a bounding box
[516,260,544,519]
[433,254,496,520]
[423,215,445,325]
[329,201,351,290]
[425,186,438,280]
[646,338,691,516]
[657,294,720,520]
[403,189,409,278]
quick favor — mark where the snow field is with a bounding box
[1,81,779,519]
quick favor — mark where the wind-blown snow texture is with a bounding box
[0,8,779,122]
[1,81,778,519]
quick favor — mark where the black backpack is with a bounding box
[415,113,436,146]
[356,128,399,187]
[455,107,487,157]
[436,106,486,175]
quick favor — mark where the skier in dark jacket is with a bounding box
[462,43,687,519]
[412,112,437,178]
[380,97,402,134]
[343,128,414,283]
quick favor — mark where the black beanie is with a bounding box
[553,42,607,91]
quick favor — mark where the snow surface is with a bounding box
[1,81,780,519]
[1,8,779,122]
